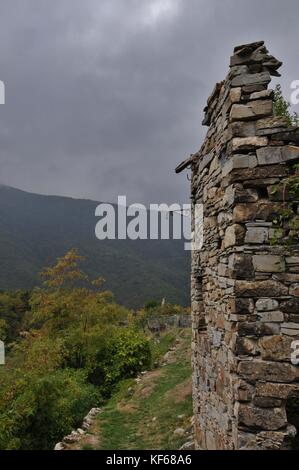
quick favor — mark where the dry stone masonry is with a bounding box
[176,41,299,450]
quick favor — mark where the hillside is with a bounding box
[58,328,193,451]
[0,185,190,308]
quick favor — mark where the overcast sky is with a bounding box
[0,0,298,205]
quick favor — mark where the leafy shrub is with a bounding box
[0,290,29,343]
[274,84,299,126]
[0,369,98,450]
[87,327,151,395]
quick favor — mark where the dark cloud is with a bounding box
[0,0,298,204]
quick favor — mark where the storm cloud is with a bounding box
[0,0,298,205]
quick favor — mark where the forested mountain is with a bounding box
[0,185,189,307]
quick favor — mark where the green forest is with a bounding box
[0,249,189,450]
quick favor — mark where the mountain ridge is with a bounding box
[0,185,189,308]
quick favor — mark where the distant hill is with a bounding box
[0,185,190,308]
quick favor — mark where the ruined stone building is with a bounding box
[176,41,299,450]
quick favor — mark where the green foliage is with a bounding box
[0,318,7,341]
[0,290,29,343]
[271,164,299,245]
[144,299,161,311]
[133,301,190,333]
[0,251,153,450]
[87,327,151,395]
[0,369,98,450]
[274,84,299,127]
[148,329,179,366]
[271,87,299,245]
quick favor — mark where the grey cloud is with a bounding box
[0,0,298,205]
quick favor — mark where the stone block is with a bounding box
[231,137,268,152]
[222,154,257,177]
[198,151,214,173]
[289,284,299,297]
[229,65,249,78]
[235,280,288,297]
[257,145,299,165]
[233,202,275,223]
[281,322,299,330]
[281,327,299,337]
[256,298,279,311]
[282,145,299,162]
[257,311,284,323]
[270,128,299,144]
[273,273,299,283]
[256,146,282,165]
[235,337,257,356]
[229,297,255,315]
[289,314,299,323]
[253,396,282,408]
[238,404,287,430]
[259,335,292,361]
[237,322,280,337]
[230,100,273,121]
[245,225,269,244]
[252,255,285,273]
[242,84,268,94]
[243,427,297,450]
[233,41,265,54]
[235,379,255,402]
[223,224,245,248]
[229,253,254,279]
[229,121,256,138]
[256,116,290,132]
[238,360,299,383]
[280,299,299,313]
[229,87,242,104]
[228,165,288,183]
[256,382,299,399]
[249,89,274,101]
[235,187,259,203]
[231,72,271,88]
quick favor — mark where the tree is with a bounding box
[29,249,115,333]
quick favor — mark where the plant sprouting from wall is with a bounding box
[271,86,299,245]
[271,163,299,245]
[274,84,299,127]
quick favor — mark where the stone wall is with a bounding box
[176,41,299,450]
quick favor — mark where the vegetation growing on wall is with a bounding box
[271,86,299,245]
[274,84,299,127]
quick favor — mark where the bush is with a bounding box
[274,84,299,126]
[87,327,152,396]
[0,369,98,450]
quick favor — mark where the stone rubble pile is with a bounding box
[176,41,299,450]
[54,407,101,450]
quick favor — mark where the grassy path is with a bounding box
[77,329,193,450]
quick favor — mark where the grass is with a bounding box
[81,443,95,451]
[94,328,192,450]
[149,328,181,366]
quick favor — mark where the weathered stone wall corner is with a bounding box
[176,41,299,450]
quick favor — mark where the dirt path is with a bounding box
[56,329,193,451]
